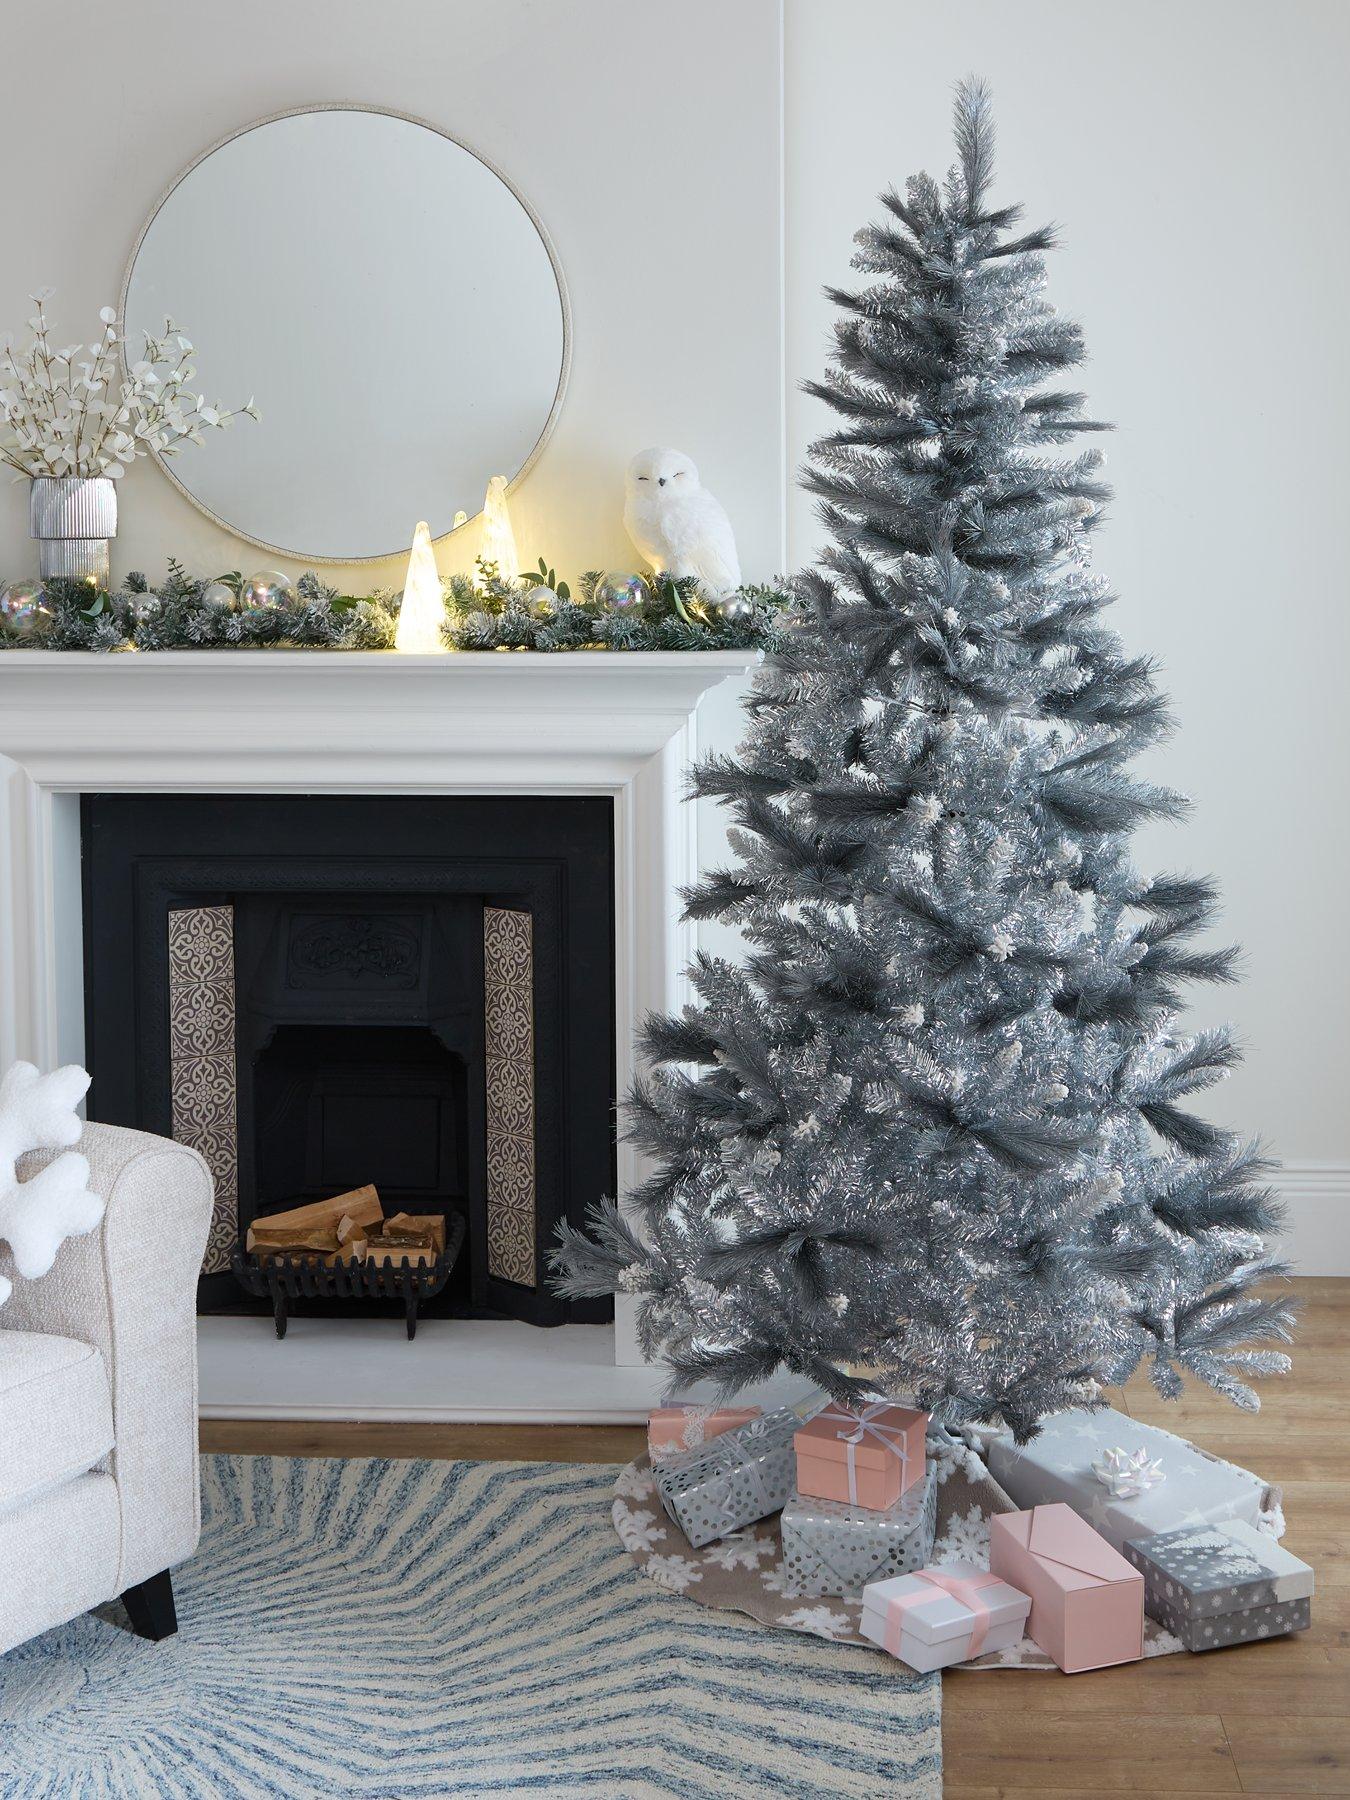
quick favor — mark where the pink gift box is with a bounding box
[647,1405,761,1463]
[793,1401,927,1512]
[989,1502,1144,1673]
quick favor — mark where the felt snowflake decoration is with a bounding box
[1092,1445,1166,1499]
[0,1061,104,1307]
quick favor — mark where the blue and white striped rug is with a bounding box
[0,1456,940,1798]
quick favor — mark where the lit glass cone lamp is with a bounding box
[395,520,448,653]
[477,475,520,587]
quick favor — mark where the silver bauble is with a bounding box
[201,580,239,612]
[706,590,754,625]
[595,571,651,615]
[522,583,557,619]
[240,570,295,610]
[0,579,51,639]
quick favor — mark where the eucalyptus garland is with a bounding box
[0,565,396,652]
[442,565,790,652]
[0,559,789,653]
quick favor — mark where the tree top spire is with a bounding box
[954,76,996,220]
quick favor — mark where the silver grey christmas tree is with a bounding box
[554,81,1293,1438]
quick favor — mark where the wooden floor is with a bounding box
[203,1276,1349,1795]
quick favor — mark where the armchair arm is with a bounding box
[0,1122,212,1591]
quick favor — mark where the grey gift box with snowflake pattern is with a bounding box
[986,1405,1280,1553]
[1121,1517,1313,1651]
[781,1463,937,1598]
[653,1407,798,1548]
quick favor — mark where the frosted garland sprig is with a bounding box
[0,290,257,480]
[439,562,791,653]
[0,568,397,652]
[0,560,786,654]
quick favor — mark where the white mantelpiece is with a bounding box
[0,649,760,1397]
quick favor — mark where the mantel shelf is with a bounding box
[0,648,762,677]
[0,648,762,793]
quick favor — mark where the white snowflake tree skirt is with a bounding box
[614,1442,1187,1669]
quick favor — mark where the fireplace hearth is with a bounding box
[81,793,615,1327]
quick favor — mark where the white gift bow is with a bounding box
[816,1402,913,1505]
[1092,1445,1165,1499]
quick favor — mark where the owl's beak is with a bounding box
[658,477,667,486]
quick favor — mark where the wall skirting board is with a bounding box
[1275,1164,1350,1276]
[191,1166,1343,1423]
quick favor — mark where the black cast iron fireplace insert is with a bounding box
[81,794,615,1327]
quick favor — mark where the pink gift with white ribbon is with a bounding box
[860,1559,1032,1672]
[794,1400,928,1511]
[647,1404,761,1463]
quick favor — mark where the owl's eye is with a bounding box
[638,475,649,482]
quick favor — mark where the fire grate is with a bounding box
[231,1212,467,1340]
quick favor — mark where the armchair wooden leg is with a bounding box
[120,1568,178,1641]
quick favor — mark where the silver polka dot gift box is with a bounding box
[986,1405,1280,1553]
[781,1463,937,1598]
[1121,1517,1313,1651]
[652,1406,798,1548]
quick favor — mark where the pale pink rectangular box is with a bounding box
[647,1405,761,1463]
[989,1502,1144,1673]
[793,1401,927,1512]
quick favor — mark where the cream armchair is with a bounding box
[0,1122,211,1655]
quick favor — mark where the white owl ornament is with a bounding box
[623,448,741,599]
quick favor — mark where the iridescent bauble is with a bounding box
[201,579,239,613]
[594,571,651,615]
[522,583,556,619]
[706,590,754,626]
[0,579,51,639]
[240,570,295,610]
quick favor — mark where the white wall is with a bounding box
[0,0,784,591]
[785,0,1350,1266]
[2,0,1344,1262]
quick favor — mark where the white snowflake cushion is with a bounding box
[0,1061,104,1306]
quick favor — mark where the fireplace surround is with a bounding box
[80,792,615,1326]
[0,649,760,1408]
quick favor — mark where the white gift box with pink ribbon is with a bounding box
[860,1560,1032,1672]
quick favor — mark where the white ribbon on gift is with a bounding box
[816,1402,913,1505]
[663,1411,796,1536]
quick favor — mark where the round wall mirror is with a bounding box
[122,106,569,562]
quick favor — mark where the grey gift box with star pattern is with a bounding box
[781,1463,938,1598]
[653,1407,799,1548]
[1122,1518,1313,1651]
[986,1405,1280,1553]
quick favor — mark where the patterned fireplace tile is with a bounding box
[167,906,238,1276]
[483,907,537,1287]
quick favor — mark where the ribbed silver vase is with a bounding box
[29,476,117,588]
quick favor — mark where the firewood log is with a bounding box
[251,1224,339,1251]
[250,1185,383,1238]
